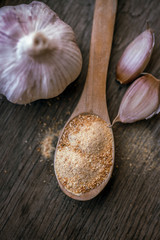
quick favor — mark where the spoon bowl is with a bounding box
[54,0,117,201]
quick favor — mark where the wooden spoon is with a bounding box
[54,0,117,200]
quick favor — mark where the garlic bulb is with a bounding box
[116,29,155,84]
[0,1,82,104]
[112,73,160,125]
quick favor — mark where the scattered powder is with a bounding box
[39,116,63,159]
[55,114,113,195]
[41,134,55,158]
[115,126,160,175]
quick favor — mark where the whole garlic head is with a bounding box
[0,1,82,104]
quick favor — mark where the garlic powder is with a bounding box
[55,114,113,195]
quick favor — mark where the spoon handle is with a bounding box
[73,0,117,122]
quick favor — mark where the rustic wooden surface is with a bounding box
[0,0,160,240]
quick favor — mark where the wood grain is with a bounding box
[0,0,160,240]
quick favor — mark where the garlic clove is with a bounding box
[112,73,160,125]
[0,1,82,104]
[116,29,155,84]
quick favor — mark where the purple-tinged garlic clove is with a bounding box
[112,73,160,125]
[116,29,155,84]
[0,1,82,104]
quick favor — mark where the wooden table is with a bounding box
[0,1,159,239]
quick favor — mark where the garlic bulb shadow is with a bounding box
[0,1,82,104]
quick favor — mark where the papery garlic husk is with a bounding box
[112,73,160,124]
[0,1,82,104]
[116,29,155,84]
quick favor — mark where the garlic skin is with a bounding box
[116,29,155,84]
[0,1,82,104]
[113,73,160,124]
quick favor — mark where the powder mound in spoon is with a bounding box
[55,114,113,195]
